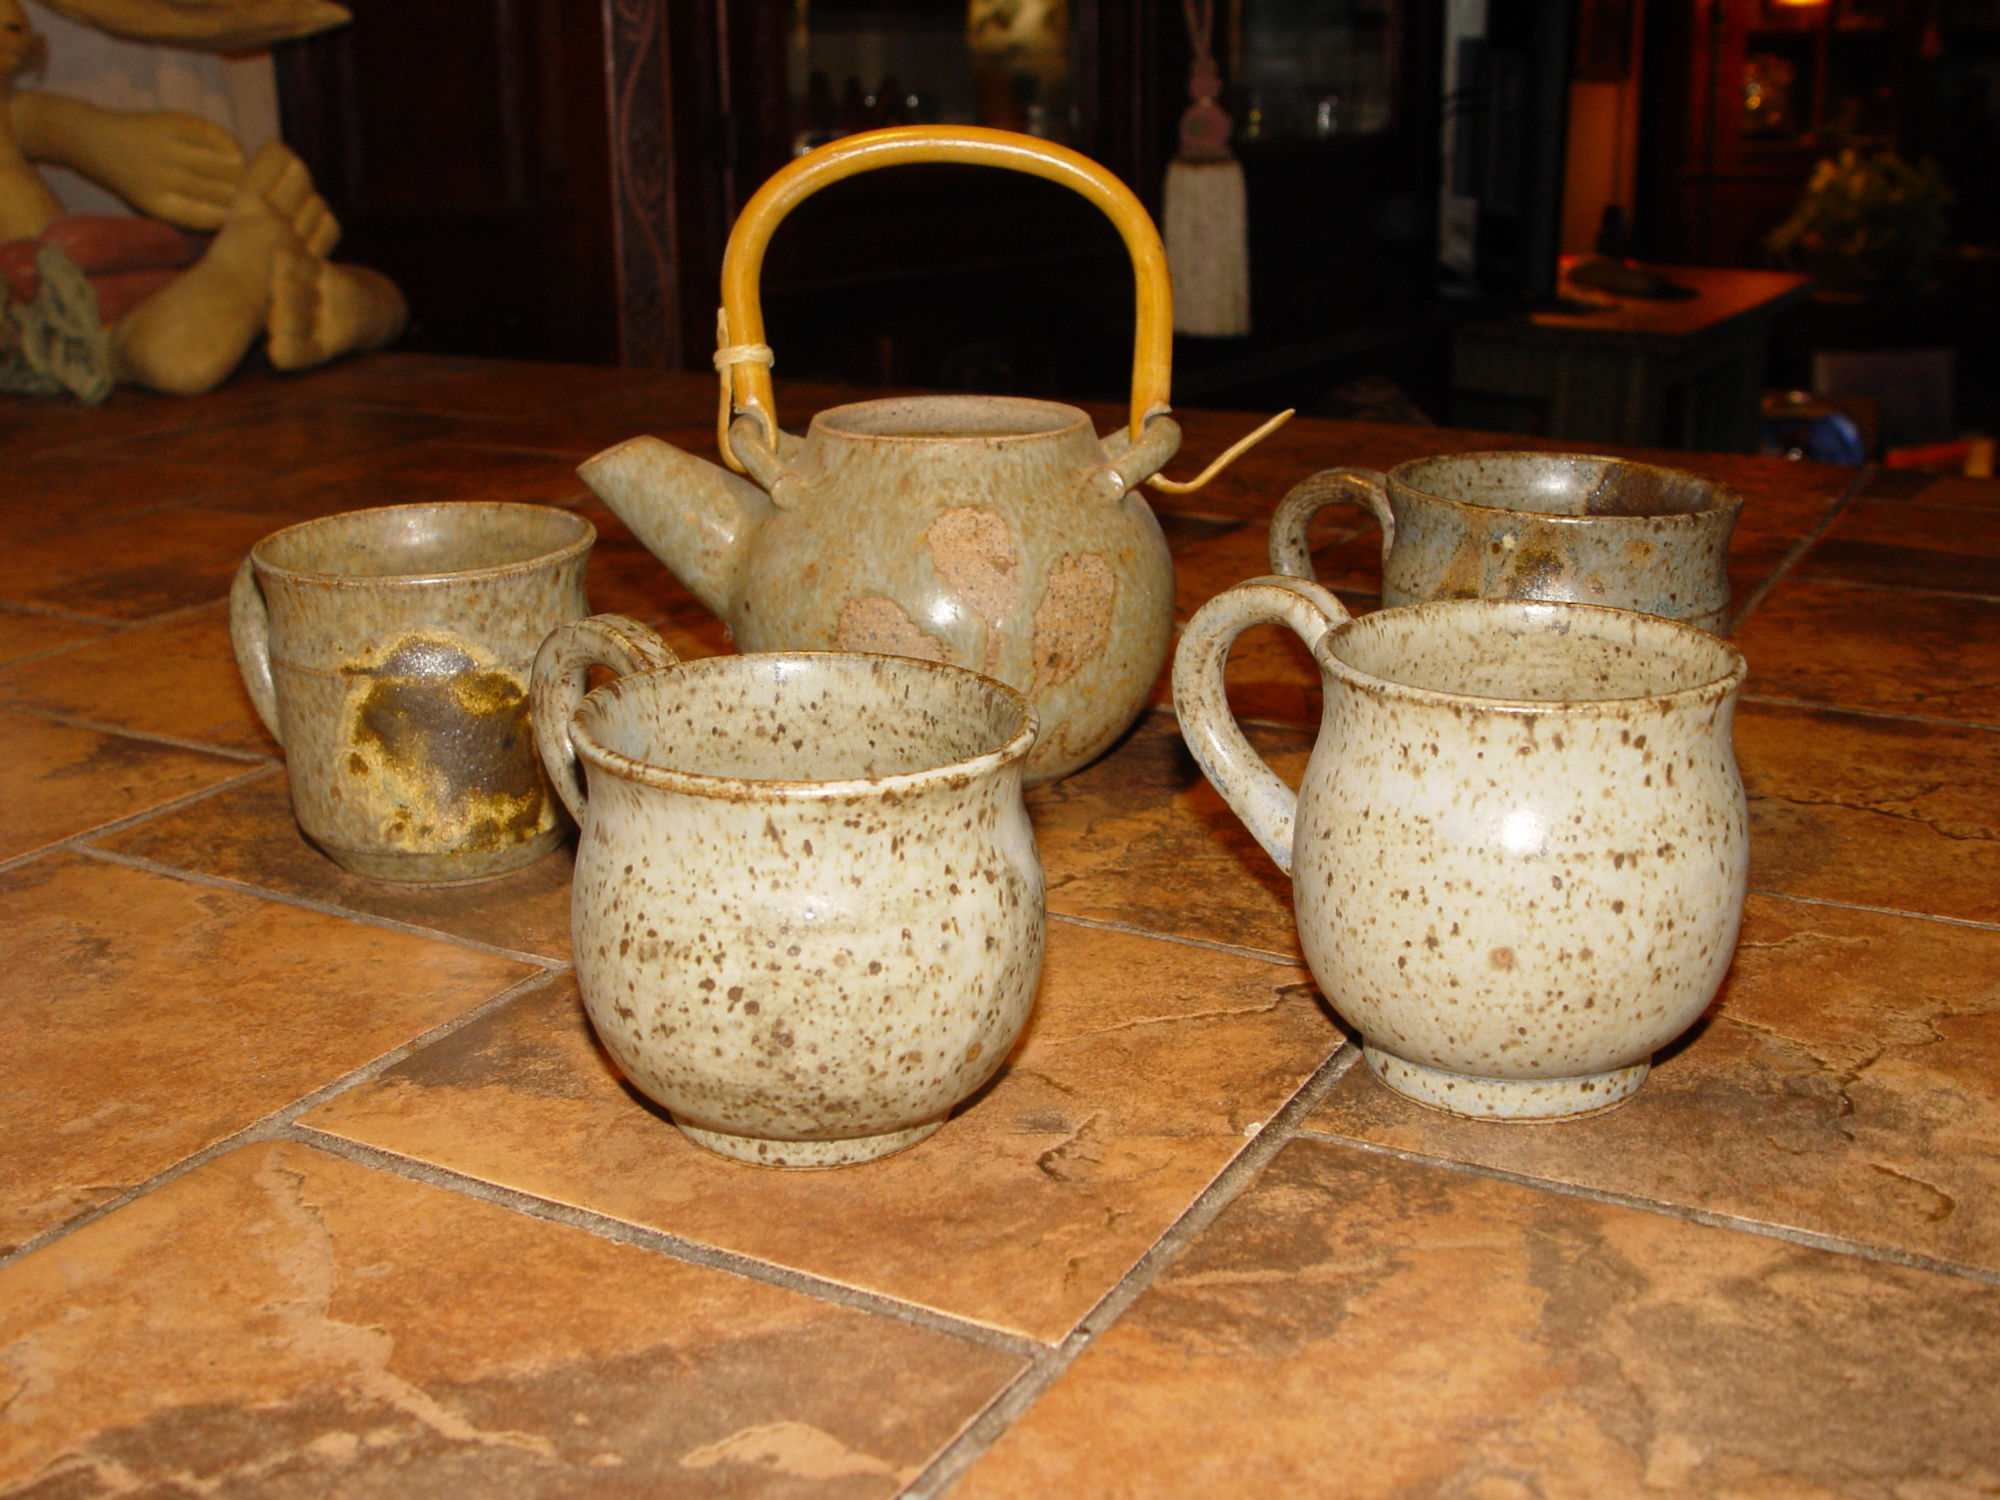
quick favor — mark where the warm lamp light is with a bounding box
[1770,0,1828,8]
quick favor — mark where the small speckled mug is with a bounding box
[230,502,594,882]
[531,615,1045,1167]
[1268,453,1743,632]
[1174,578,1749,1119]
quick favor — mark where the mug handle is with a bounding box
[531,614,680,823]
[227,557,283,744]
[1171,575,1352,875]
[1267,468,1396,582]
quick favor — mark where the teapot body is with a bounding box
[727,394,1177,785]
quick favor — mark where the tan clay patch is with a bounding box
[833,595,948,662]
[927,506,1021,674]
[1031,552,1115,693]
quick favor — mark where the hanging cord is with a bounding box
[713,307,774,469]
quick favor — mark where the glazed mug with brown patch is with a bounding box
[1268,453,1743,632]
[531,614,1045,1167]
[1174,577,1749,1120]
[229,501,593,881]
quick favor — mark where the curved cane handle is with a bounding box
[228,557,283,744]
[718,125,1172,464]
[1268,468,1397,581]
[1171,576,1352,875]
[530,615,680,824]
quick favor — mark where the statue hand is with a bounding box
[67,108,245,231]
[34,0,350,51]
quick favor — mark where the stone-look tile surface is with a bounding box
[96,772,578,962]
[0,607,105,666]
[1738,702,2000,924]
[262,350,645,414]
[96,402,461,475]
[1029,713,1307,958]
[301,922,1339,1343]
[1309,893,2000,1271]
[1793,495,2000,595]
[0,854,536,1253]
[1734,579,2000,726]
[192,438,594,521]
[3,449,245,538]
[0,384,236,461]
[0,709,254,862]
[0,1140,1023,1497]
[0,504,282,622]
[0,602,278,755]
[955,1138,2000,1499]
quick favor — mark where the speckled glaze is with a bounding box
[1269,453,1743,632]
[577,394,1179,786]
[531,615,1045,1167]
[1174,578,1749,1119]
[229,502,593,882]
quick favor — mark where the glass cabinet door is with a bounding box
[1228,0,1402,141]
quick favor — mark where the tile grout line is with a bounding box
[0,762,277,880]
[1727,466,1871,633]
[1745,885,2000,933]
[900,1045,1365,1500]
[0,967,567,1273]
[284,1127,1046,1365]
[1292,1130,2000,1289]
[1740,692,2000,735]
[0,705,279,763]
[1048,909,1305,966]
[1757,572,2000,608]
[75,843,571,971]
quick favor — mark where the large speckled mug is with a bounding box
[531,615,1045,1167]
[1174,577,1749,1120]
[229,502,593,881]
[1268,453,1743,632]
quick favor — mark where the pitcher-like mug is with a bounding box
[1174,577,1749,1119]
[230,501,594,882]
[1268,452,1744,632]
[531,615,1045,1166]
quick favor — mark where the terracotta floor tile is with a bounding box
[0,854,536,1253]
[954,1138,2000,1498]
[0,504,284,622]
[0,386,219,460]
[300,921,1339,1343]
[0,709,255,861]
[1307,892,2000,1272]
[265,350,644,414]
[1794,496,2000,595]
[5,449,245,539]
[0,1139,1022,1495]
[0,602,278,754]
[1912,473,2000,512]
[192,438,594,521]
[1738,701,2000,924]
[98,402,463,475]
[1029,712,1307,958]
[96,772,577,962]
[1734,577,2000,725]
[0,607,104,666]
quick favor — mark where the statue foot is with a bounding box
[266,251,406,371]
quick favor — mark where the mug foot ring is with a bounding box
[1364,1045,1649,1121]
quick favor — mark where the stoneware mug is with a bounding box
[230,501,593,882]
[531,614,1045,1167]
[1174,576,1749,1119]
[1268,452,1744,632]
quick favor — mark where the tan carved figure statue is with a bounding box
[0,0,403,400]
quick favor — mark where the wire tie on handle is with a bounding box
[1149,408,1295,494]
[714,307,776,469]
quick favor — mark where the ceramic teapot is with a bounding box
[576,126,1286,786]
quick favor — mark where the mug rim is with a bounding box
[1314,599,1748,714]
[1389,451,1744,524]
[569,650,1040,800]
[251,501,595,587]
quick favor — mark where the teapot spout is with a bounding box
[577,436,772,621]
